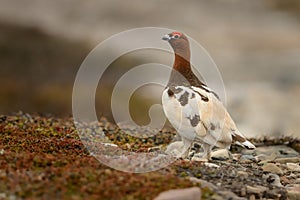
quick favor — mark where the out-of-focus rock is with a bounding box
[246,185,267,195]
[211,149,230,160]
[275,157,300,164]
[154,187,201,200]
[262,163,283,175]
[263,173,282,187]
[286,185,300,200]
[286,163,300,172]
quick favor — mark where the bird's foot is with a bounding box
[166,141,189,159]
[191,152,211,162]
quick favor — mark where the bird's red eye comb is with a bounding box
[171,32,182,37]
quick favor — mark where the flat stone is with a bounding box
[262,163,283,175]
[217,190,246,200]
[263,173,282,187]
[0,170,6,179]
[255,154,268,161]
[246,185,267,195]
[165,141,184,158]
[154,187,201,200]
[286,173,298,180]
[237,171,249,178]
[241,149,255,155]
[231,153,241,161]
[250,145,299,158]
[211,149,230,160]
[189,177,218,190]
[240,187,246,197]
[258,152,278,164]
[287,163,300,172]
[191,157,208,162]
[0,193,6,199]
[203,162,220,168]
[286,185,300,200]
[249,194,255,200]
[275,157,300,164]
[240,154,256,161]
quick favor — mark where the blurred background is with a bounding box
[0,0,299,138]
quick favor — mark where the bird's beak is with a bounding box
[162,34,171,41]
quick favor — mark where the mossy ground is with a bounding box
[1,112,299,199]
[0,113,205,200]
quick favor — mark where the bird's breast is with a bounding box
[161,86,206,140]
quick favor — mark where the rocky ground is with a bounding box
[0,112,299,200]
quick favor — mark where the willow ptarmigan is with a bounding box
[162,32,255,160]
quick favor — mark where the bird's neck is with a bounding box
[173,53,191,73]
[168,51,206,88]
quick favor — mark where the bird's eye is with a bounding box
[173,35,180,39]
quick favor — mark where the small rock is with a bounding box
[217,190,246,200]
[8,194,16,200]
[203,162,219,168]
[189,177,218,191]
[246,185,267,195]
[240,155,256,162]
[0,170,6,179]
[237,171,249,178]
[241,149,255,155]
[249,194,255,200]
[0,193,6,199]
[240,154,254,160]
[211,149,230,160]
[240,187,246,197]
[255,153,267,161]
[154,187,201,200]
[101,143,118,147]
[166,141,184,157]
[262,163,283,175]
[258,152,278,164]
[255,145,299,158]
[286,163,300,172]
[0,149,4,155]
[286,185,300,200]
[231,153,241,161]
[263,173,282,187]
[209,194,223,200]
[191,157,208,162]
[148,146,162,152]
[274,157,300,164]
[104,169,113,176]
[286,173,298,180]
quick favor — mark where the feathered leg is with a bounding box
[179,137,193,158]
[202,143,212,160]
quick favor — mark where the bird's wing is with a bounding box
[189,86,233,146]
[191,86,254,148]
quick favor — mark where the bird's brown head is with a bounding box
[162,32,189,54]
[162,31,191,70]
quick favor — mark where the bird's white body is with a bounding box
[162,85,254,159]
[161,31,255,159]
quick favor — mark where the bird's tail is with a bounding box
[232,131,255,149]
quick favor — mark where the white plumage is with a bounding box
[162,32,255,159]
